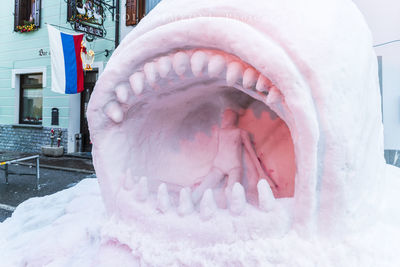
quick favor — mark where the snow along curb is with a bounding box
[0,203,16,212]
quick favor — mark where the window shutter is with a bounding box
[14,0,20,31]
[126,0,137,26]
[126,0,146,26]
[34,0,41,27]
[137,0,145,22]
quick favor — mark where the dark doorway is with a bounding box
[80,70,98,152]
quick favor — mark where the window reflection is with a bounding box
[20,73,43,125]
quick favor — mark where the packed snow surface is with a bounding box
[1,166,400,266]
[88,0,385,236]
[2,0,397,265]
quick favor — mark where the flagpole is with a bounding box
[44,23,115,42]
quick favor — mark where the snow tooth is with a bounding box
[115,83,130,104]
[191,51,208,77]
[178,187,194,216]
[226,62,243,86]
[266,86,283,105]
[208,55,226,78]
[199,189,217,220]
[156,183,170,213]
[104,101,124,123]
[256,75,272,93]
[136,176,149,202]
[144,62,158,85]
[229,183,246,215]
[173,52,190,76]
[243,68,258,89]
[129,72,145,95]
[257,179,276,212]
[157,56,172,78]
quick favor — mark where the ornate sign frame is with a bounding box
[66,0,115,39]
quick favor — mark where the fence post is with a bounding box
[36,157,40,190]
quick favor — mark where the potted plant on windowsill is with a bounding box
[16,18,37,33]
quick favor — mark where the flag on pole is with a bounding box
[47,25,84,94]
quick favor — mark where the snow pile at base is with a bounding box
[0,179,106,267]
[0,166,400,267]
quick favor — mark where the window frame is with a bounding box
[19,73,43,125]
[14,0,41,31]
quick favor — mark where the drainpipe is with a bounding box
[115,0,120,48]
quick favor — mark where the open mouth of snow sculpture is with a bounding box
[113,48,298,199]
[89,40,314,236]
[89,20,318,231]
[88,0,384,240]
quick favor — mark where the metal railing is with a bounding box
[0,155,40,190]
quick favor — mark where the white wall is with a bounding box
[353,0,400,150]
[119,0,132,41]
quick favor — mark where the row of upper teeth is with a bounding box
[128,50,275,94]
[123,176,277,221]
[104,50,281,124]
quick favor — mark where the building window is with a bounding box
[126,0,145,26]
[19,74,43,125]
[14,0,41,31]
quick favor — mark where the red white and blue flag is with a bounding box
[47,25,84,94]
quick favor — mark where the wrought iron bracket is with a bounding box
[97,0,116,21]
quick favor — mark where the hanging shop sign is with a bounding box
[67,0,106,38]
[74,22,104,37]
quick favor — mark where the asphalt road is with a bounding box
[0,164,95,222]
[0,209,12,223]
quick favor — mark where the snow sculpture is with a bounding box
[87,0,384,250]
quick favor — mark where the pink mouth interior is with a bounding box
[120,81,295,202]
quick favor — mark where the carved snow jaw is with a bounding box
[89,20,316,235]
[88,0,384,238]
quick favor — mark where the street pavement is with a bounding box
[0,151,96,222]
[0,209,12,222]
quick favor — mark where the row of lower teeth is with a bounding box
[121,176,277,221]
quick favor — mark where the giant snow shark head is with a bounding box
[87,0,384,239]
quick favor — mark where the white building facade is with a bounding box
[354,0,400,166]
